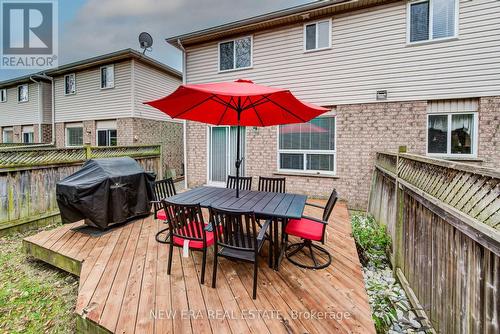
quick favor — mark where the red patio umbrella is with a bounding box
[145,79,328,197]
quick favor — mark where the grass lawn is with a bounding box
[0,224,78,333]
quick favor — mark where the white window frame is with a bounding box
[2,127,13,143]
[96,128,117,146]
[0,89,6,102]
[22,131,34,143]
[217,36,253,73]
[65,124,84,147]
[64,73,76,95]
[277,115,337,176]
[18,84,29,102]
[406,0,459,45]
[303,18,332,52]
[426,112,478,158]
[100,65,115,89]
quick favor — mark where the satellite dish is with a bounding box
[139,32,153,54]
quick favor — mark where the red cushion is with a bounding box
[172,221,218,249]
[285,217,324,241]
[156,209,167,221]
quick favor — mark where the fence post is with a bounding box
[85,145,92,160]
[394,146,406,268]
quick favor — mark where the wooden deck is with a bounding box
[23,201,375,334]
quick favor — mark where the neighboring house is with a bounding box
[0,49,184,177]
[0,76,52,144]
[167,0,500,209]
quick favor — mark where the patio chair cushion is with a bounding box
[285,217,324,241]
[156,209,167,221]
[172,221,220,249]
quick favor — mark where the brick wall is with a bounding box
[118,118,184,178]
[186,100,429,210]
[478,97,500,168]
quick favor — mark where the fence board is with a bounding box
[0,146,161,234]
[369,152,500,333]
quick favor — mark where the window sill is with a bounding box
[406,36,458,47]
[218,66,253,74]
[303,47,331,54]
[273,171,339,179]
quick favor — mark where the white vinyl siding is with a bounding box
[185,0,500,105]
[54,61,133,122]
[133,60,182,121]
[0,83,39,126]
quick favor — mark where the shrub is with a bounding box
[351,214,391,268]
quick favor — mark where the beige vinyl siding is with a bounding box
[132,60,182,122]
[0,83,39,126]
[185,0,500,105]
[54,60,133,122]
[41,82,52,124]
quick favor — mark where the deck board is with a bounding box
[23,201,375,334]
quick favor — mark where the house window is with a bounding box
[278,116,336,174]
[304,19,331,51]
[100,65,114,89]
[65,74,76,95]
[0,89,6,102]
[219,36,252,71]
[97,129,117,146]
[66,124,84,147]
[408,0,457,43]
[22,126,34,143]
[427,113,477,156]
[2,128,13,143]
[18,84,28,102]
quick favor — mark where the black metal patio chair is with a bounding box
[162,200,214,284]
[226,175,252,191]
[284,189,338,269]
[209,206,271,299]
[258,176,286,193]
[151,178,177,243]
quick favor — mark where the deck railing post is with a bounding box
[84,145,92,160]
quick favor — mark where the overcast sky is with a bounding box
[0,0,311,81]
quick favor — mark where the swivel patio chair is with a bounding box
[284,189,338,269]
[226,175,253,191]
[209,207,271,299]
[151,178,177,243]
[162,200,215,284]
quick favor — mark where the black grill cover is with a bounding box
[56,157,156,230]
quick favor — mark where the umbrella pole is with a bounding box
[235,107,241,198]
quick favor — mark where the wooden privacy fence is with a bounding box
[368,151,500,334]
[0,145,161,235]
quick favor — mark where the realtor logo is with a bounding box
[1,0,58,69]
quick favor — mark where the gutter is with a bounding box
[177,38,188,190]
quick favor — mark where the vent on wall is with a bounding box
[376,90,387,101]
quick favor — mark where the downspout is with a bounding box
[178,38,188,190]
[29,76,42,142]
[30,73,55,145]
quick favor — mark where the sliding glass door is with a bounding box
[209,126,245,184]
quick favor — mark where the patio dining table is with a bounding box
[166,186,308,270]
